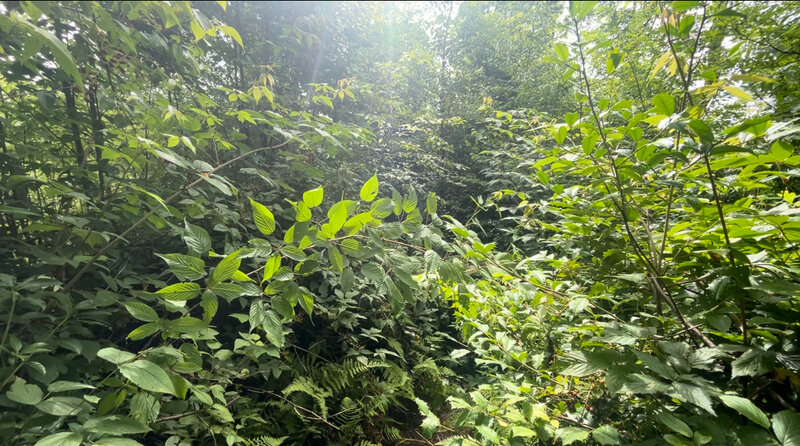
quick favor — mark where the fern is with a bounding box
[318,358,387,393]
[283,376,331,418]
[241,435,287,446]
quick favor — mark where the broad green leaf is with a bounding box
[217,25,243,47]
[213,251,241,283]
[156,254,205,281]
[360,174,379,202]
[426,192,438,216]
[772,141,794,160]
[651,51,672,77]
[263,255,281,282]
[262,310,285,348]
[37,397,86,416]
[593,425,621,445]
[569,1,597,19]
[415,398,440,438]
[119,360,176,395]
[558,426,591,445]
[294,201,312,222]
[732,348,776,378]
[476,424,500,444]
[719,394,770,428]
[85,415,150,435]
[327,246,343,273]
[97,347,136,365]
[34,432,82,446]
[250,198,276,235]
[773,410,800,446]
[303,186,324,208]
[554,42,569,62]
[723,85,753,101]
[156,282,201,301]
[124,302,158,322]
[657,412,693,437]
[9,11,82,83]
[169,317,208,334]
[91,439,144,446]
[48,381,96,392]
[6,377,43,405]
[652,92,676,116]
[184,221,211,255]
[127,322,161,341]
[688,119,714,145]
[672,1,700,11]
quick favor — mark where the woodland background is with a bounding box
[1,1,800,445]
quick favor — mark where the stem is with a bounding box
[0,289,17,356]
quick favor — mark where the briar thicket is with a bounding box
[1,1,799,445]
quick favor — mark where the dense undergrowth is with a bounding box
[1,1,799,445]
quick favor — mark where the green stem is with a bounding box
[0,289,17,357]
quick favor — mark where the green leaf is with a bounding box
[303,186,324,208]
[213,251,241,283]
[558,426,591,445]
[124,302,158,322]
[773,410,800,446]
[569,1,597,19]
[47,381,96,392]
[415,398,440,438]
[119,360,176,395]
[36,396,86,416]
[476,424,500,444]
[210,403,234,423]
[169,317,208,335]
[156,254,205,281]
[732,348,776,378]
[426,192,438,216]
[653,92,676,116]
[127,322,161,341]
[593,425,621,445]
[360,174,379,202]
[323,201,348,237]
[771,141,794,160]
[719,394,770,428]
[262,310,285,348]
[156,282,201,301]
[184,221,211,255]
[91,439,144,446]
[294,201,312,222]
[723,85,753,101]
[263,255,281,282]
[34,432,83,446]
[688,119,714,145]
[217,25,243,47]
[327,246,343,273]
[672,1,700,12]
[85,415,150,435]
[554,42,569,62]
[250,198,276,235]
[9,11,82,83]
[97,347,136,365]
[6,377,43,405]
[657,412,693,437]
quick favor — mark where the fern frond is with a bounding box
[283,376,331,418]
[241,435,287,446]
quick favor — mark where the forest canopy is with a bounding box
[1,1,800,445]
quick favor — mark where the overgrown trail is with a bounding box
[1,1,799,445]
